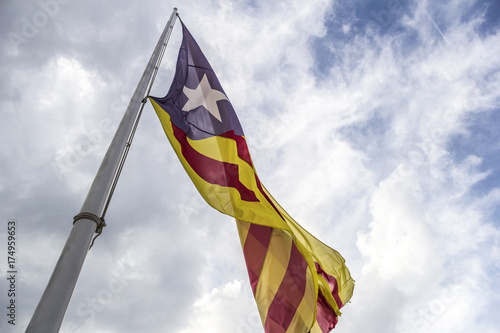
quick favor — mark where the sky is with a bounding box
[1,0,499,332]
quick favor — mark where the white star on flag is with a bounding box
[182,74,228,122]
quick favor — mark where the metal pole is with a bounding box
[26,8,178,332]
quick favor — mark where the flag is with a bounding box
[149,20,354,332]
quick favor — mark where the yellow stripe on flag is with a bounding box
[187,134,248,165]
[186,135,260,199]
[236,219,250,247]
[286,263,316,332]
[309,321,324,333]
[254,228,293,325]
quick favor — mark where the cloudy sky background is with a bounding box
[1,0,500,332]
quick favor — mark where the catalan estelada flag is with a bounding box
[149,21,354,332]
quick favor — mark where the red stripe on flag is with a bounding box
[265,241,308,332]
[315,291,338,332]
[214,131,286,224]
[219,130,253,167]
[242,223,273,294]
[315,262,344,309]
[171,123,259,202]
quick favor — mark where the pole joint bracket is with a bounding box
[73,212,106,249]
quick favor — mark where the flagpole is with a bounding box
[26,8,178,332]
